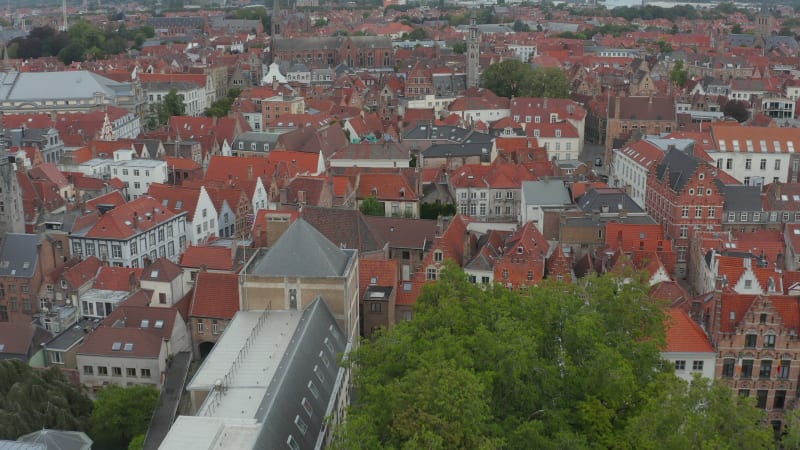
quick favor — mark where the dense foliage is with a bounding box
[0,360,93,439]
[482,60,569,99]
[204,87,243,118]
[9,21,154,64]
[90,384,159,450]
[334,264,775,449]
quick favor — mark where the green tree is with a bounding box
[482,60,569,98]
[204,87,243,118]
[513,19,531,32]
[452,41,466,54]
[624,375,773,449]
[334,265,774,448]
[669,59,688,87]
[657,39,673,53]
[723,99,750,122]
[403,28,428,41]
[731,23,743,34]
[90,385,159,450]
[158,89,186,125]
[359,195,385,216]
[127,434,145,450]
[0,360,93,439]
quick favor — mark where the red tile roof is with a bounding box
[180,246,235,271]
[93,266,142,291]
[666,308,714,353]
[359,259,398,296]
[85,191,127,211]
[77,326,164,358]
[356,173,418,201]
[189,272,240,319]
[146,183,203,221]
[61,256,102,289]
[85,196,179,239]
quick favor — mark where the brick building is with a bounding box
[0,233,61,322]
[271,36,394,70]
[704,289,800,431]
[646,149,724,277]
[605,96,677,166]
[189,271,239,359]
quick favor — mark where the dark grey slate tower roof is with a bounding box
[247,218,351,277]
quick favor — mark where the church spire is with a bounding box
[271,0,280,36]
[466,8,480,90]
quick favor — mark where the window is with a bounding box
[682,206,689,218]
[739,389,750,397]
[111,244,122,258]
[301,397,313,417]
[294,415,308,436]
[83,365,93,375]
[433,251,443,262]
[674,360,686,371]
[760,159,767,170]
[527,271,534,281]
[709,207,716,218]
[775,159,781,170]
[764,334,776,348]
[757,390,768,409]
[50,351,63,364]
[744,279,752,289]
[760,360,773,378]
[695,206,702,218]
[779,360,791,379]
[722,358,735,377]
[126,368,136,377]
[141,368,151,378]
[728,212,736,222]
[692,360,704,371]
[726,159,733,169]
[426,267,437,280]
[98,366,108,376]
[159,293,167,305]
[287,436,300,450]
[197,319,204,334]
[680,225,688,238]
[741,359,754,378]
[370,303,381,313]
[112,367,122,377]
[774,390,787,410]
[741,212,748,222]
[745,334,757,348]
[746,159,752,170]
[212,320,219,335]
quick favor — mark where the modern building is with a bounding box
[662,308,716,382]
[0,71,146,117]
[160,298,350,449]
[109,149,168,200]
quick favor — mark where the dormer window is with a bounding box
[517,246,524,254]
[555,129,562,138]
[399,188,405,198]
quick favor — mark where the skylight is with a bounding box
[151,270,159,278]
[141,319,150,328]
[0,344,5,352]
[111,342,122,351]
[123,343,134,352]
[154,320,164,329]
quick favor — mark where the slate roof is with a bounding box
[654,148,700,193]
[577,188,644,214]
[719,184,763,212]
[300,206,386,254]
[521,180,571,206]
[0,233,40,278]
[403,125,492,144]
[0,71,134,102]
[247,219,353,277]
[252,297,346,449]
[272,35,391,52]
[423,142,493,160]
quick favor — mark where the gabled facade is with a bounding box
[493,221,550,289]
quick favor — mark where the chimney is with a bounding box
[247,164,254,180]
[128,270,136,292]
[648,94,653,104]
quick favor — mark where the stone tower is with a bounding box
[271,0,281,36]
[0,113,24,235]
[756,0,771,49]
[466,8,480,90]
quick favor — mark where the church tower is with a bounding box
[755,0,771,50]
[0,113,24,235]
[271,0,281,36]
[466,8,480,89]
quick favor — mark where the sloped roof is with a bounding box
[300,206,386,255]
[77,326,164,358]
[141,258,183,282]
[180,246,236,271]
[664,309,714,353]
[0,234,40,278]
[190,272,240,319]
[654,149,700,193]
[17,430,92,450]
[247,219,352,277]
[93,266,142,291]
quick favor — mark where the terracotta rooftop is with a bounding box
[189,272,240,319]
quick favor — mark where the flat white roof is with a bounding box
[158,416,259,450]
[80,289,131,304]
[110,159,166,168]
[77,158,112,167]
[188,309,302,419]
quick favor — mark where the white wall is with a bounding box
[661,351,716,382]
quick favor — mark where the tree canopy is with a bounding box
[669,59,688,87]
[0,360,93,440]
[204,87,243,118]
[359,195,385,216]
[723,99,750,123]
[333,264,775,449]
[90,385,159,450]
[482,60,569,99]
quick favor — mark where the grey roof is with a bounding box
[719,184,763,212]
[231,132,282,149]
[273,36,391,52]
[654,149,700,193]
[578,188,644,214]
[17,430,92,450]
[0,71,134,102]
[0,442,44,450]
[247,219,353,277]
[729,33,799,50]
[521,180,572,206]
[253,297,347,449]
[300,206,386,255]
[141,81,198,92]
[402,125,492,144]
[44,318,99,352]
[423,142,493,161]
[432,73,466,96]
[0,233,40,278]
[564,215,656,227]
